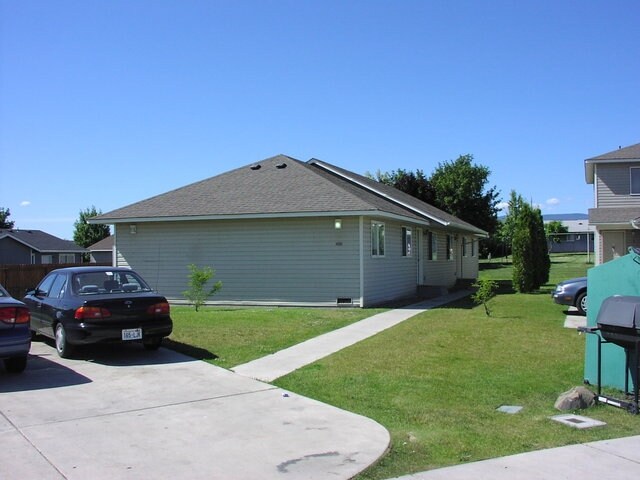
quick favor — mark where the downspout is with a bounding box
[359,216,364,308]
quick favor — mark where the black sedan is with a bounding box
[0,284,31,373]
[23,266,172,358]
[552,276,587,315]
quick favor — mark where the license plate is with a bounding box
[122,328,142,341]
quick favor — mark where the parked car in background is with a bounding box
[0,284,31,373]
[552,277,588,315]
[23,267,172,358]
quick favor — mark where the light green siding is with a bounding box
[115,217,361,306]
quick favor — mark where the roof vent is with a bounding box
[276,162,287,169]
[250,164,261,170]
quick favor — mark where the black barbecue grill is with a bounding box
[580,295,640,413]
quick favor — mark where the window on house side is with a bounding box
[41,255,53,264]
[371,222,385,257]
[428,231,438,260]
[471,239,476,257]
[446,235,453,260]
[59,253,75,264]
[462,237,467,257]
[631,167,640,195]
[402,227,412,257]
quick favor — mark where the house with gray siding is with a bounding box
[585,143,640,264]
[0,229,86,265]
[88,235,114,264]
[90,155,487,307]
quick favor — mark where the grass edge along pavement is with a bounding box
[273,254,640,479]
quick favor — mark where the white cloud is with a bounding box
[497,202,509,211]
[20,200,31,207]
[546,198,560,206]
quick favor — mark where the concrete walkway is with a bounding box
[232,290,472,382]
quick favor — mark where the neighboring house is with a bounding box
[543,213,594,255]
[0,229,86,265]
[90,155,487,307]
[88,235,114,264]
[585,142,640,265]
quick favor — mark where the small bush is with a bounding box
[472,279,498,316]
[183,264,222,311]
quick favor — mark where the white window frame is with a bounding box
[402,227,413,257]
[631,167,640,195]
[371,221,385,257]
[59,253,75,264]
[446,235,454,261]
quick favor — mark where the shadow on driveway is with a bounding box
[0,351,91,393]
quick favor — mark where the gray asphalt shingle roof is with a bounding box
[585,143,640,184]
[0,229,86,252]
[93,154,486,235]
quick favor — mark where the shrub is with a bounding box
[472,279,498,316]
[183,264,222,311]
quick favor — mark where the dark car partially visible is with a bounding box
[0,284,31,373]
[552,276,588,315]
[23,266,172,358]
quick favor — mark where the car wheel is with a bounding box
[55,323,74,358]
[4,355,27,373]
[576,292,587,316]
[143,337,163,351]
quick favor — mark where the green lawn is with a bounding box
[167,306,386,369]
[272,253,640,479]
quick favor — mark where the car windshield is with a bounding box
[72,271,153,295]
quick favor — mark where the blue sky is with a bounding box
[1,0,639,240]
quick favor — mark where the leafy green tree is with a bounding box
[368,168,435,204]
[183,264,222,311]
[545,220,569,250]
[73,206,111,248]
[429,154,501,236]
[0,207,15,229]
[369,154,501,237]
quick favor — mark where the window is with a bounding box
[428,231,437,260]
[371,222,385,257]
[36,273,57,296]
[462,237,467,257]
[631,167,640,195]
[471,239,476,257]
[41,255,53,264]
[402,227,412,257]
[446,235,453,260]
[59,253,75,264]
[49,274,67,298]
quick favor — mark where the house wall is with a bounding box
[595,163,640,207]
[90,251,113,264]
[361,218,419,306]
[0,237,32,264]
[115,217,362,306]
[421,229,457,287]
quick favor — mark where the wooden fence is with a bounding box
[0,264,109,299]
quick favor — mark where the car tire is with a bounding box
[4,355,27,373]
[576,292,587,316]
[143,337,163,351]
[55,323,74,358]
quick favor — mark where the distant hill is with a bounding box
[498,213,588,222]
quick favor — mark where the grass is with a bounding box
[270,253,640,479]
[167,306,386,369]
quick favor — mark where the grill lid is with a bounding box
[596,296,640,329]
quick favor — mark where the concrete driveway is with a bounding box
[0,341,389,479]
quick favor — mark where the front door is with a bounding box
[602,231,626,263]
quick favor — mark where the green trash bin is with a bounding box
[585,248,640,390]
